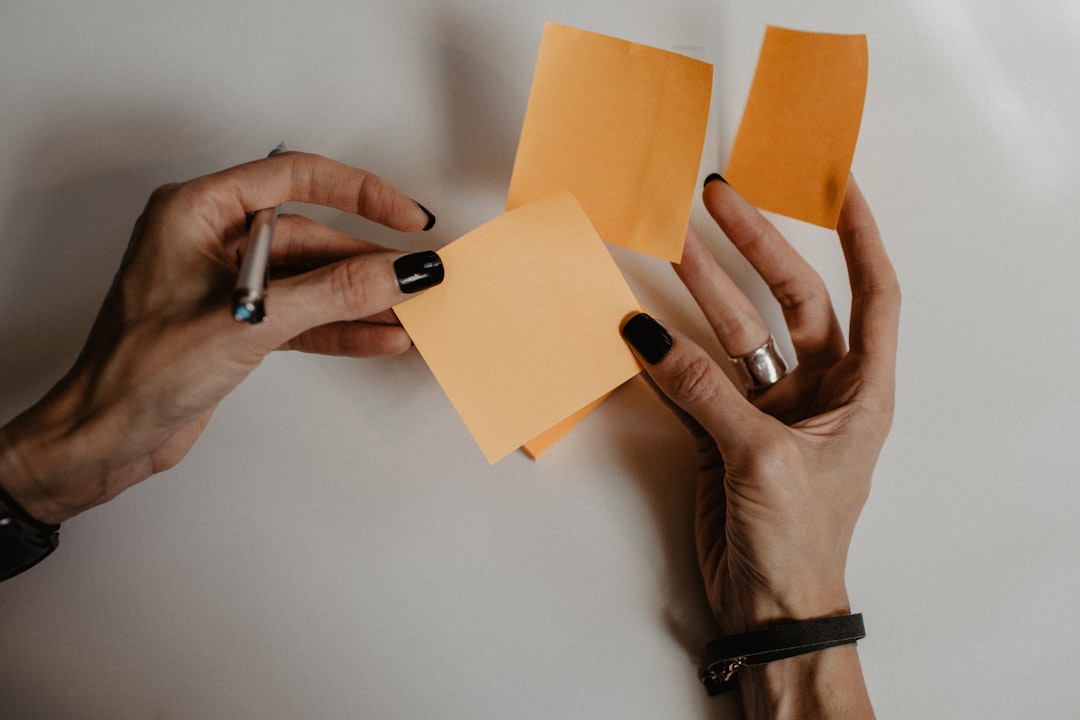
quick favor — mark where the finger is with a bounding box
[836,176,900,381]
[188,151,436,234]
[281,321,413,358]
[362,309,401,325]
[674,223,771,357]
[638,370,714,445]
[703,176,845,366]
[266,249,444,346]
[620,313,764,451]
[269,214,392,273]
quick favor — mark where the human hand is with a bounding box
[0,151,444,525]
[621,176,899,636]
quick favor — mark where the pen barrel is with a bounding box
[235,207,278,289]
[231,144,287,323]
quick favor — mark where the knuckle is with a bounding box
[713,307,764,348]
[854,254,902,300]
[355,173,394,221]
[739,213,773,251]
[856,389,896,437]
[288,151,331,206]
[147,182,183,206]
[142,182,188,221]
[774,272,827,312]
[880,274,903,309]
[136,182,193,240]
[670,355,725,410]
[329,259,373,314]
[273,215,307,267]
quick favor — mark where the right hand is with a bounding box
[0,151,444,526]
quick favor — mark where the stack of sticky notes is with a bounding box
[395,22,867,463]
[392,191,644,464]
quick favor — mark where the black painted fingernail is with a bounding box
[395,251,444,293]
[413,200,437,231]
[703,173,727,188]
[621,312,673,365]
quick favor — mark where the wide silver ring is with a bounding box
[728,336,789,390]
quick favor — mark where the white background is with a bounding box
[2,1,1078,718]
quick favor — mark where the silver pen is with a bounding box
[232,142,287,323]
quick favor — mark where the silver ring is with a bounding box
[728,336,789,390]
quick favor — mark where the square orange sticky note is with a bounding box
[725,26,868,228]
[507,22,712,262]
[394,192,643,464]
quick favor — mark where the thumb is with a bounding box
[620,312,761,451]
[263,249,444,347]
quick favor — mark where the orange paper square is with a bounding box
[725,26,868,228]
[507,22,713,262]
[521,393,610,460]
[394,192,643,464]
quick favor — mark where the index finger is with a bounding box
[703,177,846,366]
[837,176,901,378]
[189,150,435,234]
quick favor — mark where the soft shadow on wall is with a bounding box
[0,112,225,415]
[430,9,531,234]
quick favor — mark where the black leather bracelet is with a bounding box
[0,482,60,582]
[699,613,866,695]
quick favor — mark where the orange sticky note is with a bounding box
[394,192,643,464]
[725,26,868,228]
[521,393,610,460]
[507,22,712,262]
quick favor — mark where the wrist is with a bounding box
[739,643,873,720]
[719,580,851,636]
[0,379,128,525]
[704,578,872,718]
[0,422,80,526]
[699,611,873,718]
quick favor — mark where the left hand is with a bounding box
[0,151,443,524]
[622,176,899,637]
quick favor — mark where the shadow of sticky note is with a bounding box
[725,26,868,229]
[394,192,643,464]
[507,22,712,262]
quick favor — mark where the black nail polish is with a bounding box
[395,251,444,293]
[413,201,437,231]
[621,312,673,364]
[703,173,727,188]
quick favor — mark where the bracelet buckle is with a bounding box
[700,655,746,685]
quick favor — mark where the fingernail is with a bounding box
[395,251,444,293]
[621,312,673,364]
[413,200,437,231]
[703,173,727,188]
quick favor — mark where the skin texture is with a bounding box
[626,176,898,719]
[0,151,440,525]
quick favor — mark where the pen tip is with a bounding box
[269,142,287,156]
